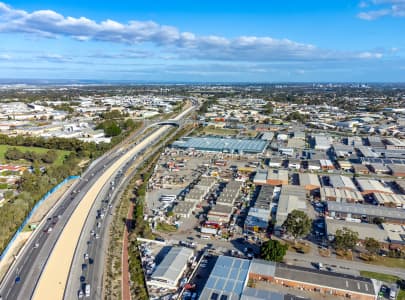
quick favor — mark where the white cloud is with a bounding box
[358,0,405,19]
[0,53,11,60]
[0,2,386,62]
[358,51,383,58]
[36,53,72,62]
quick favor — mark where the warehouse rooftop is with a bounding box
[172,137,268,154]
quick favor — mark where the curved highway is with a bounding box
[0,104,195,300]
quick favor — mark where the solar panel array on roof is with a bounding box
[200,256,250,300]
[172,137,268,154]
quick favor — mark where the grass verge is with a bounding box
[360,271,401,284]
[156,222,177,233]
[360,271,405,300]
[363,256,405,269]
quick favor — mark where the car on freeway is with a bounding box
[78,290,84,298]
[85,284,91,297]
[34,242,39,249]
[84,253,89,260]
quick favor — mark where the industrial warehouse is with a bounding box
[200,256,377,300]
[172,137,268,154]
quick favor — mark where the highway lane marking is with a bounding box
[33,126,172,300]
[33,106,195,300]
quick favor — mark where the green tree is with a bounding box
[263,118,271,124]
[101,109,124,120]
[41,149,58,164]
[282,210,312,241]
[285,111,307,122]
[97,120,122,137]
[4,147,24,160]
[24,151,39,163]
[263,102,274,114]
[334,227,359,251]
[4,190,14,200]
[372,217,383,225]
[364,237,380,255]
[260,239,288,262]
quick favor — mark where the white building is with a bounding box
[149,247,194,290]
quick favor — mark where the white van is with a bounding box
[85,284,91,297]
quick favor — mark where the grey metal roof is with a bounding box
[274,264,375,296]
[276,185,307,226]
[327,201,405,220]
[326,219,388,243]
[249,259,276,277]
[172,137,268,153]
[209,204,234,214]
[261,132,275,141]
[173,201,195,214]
[200,256,250,300]
[299,173,320,187]
[254,185,274,210]
[329,175,357,190]
[362,157,405,165]
[387,163,405,173]
[254,172,267,183]
[151,247,193,284]
[241,288,284,300]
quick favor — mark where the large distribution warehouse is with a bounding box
[172,137,268,154]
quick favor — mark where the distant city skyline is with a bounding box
[0,0,404,82]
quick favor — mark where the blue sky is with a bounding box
[0,0,404,82]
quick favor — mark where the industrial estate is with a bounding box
[0,0,405,299]
[0,83,403,300]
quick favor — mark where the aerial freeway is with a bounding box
[0,104,196,300]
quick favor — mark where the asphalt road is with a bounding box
[64,150,139,299]
[0,104,196,300]
[164,233,405,279]
[0,151,122,300]
[65,119,190,300]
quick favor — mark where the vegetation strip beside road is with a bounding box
[104,173,131,300]
[127,124,195,299]
[104,123,195,300]
[0,118,142,255]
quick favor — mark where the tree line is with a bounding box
[0,118,142,253]
[259,209,393,263]
[5,147,59,164]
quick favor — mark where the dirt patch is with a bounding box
[336,249,353,260]
[0,232,31,281]
[319,248,331,257]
